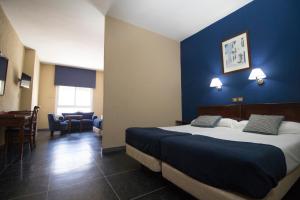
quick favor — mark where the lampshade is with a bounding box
[248,68,266,80]
[210,78,222,88]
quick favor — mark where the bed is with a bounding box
[126,127,191,172]
[126,104,243,171]
[125,103,300,199]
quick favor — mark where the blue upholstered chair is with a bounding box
[48,114,68,137]
[93,117,102,129]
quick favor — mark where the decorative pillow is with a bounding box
[217,118,238,128]
[191,115,222,128]
[82,112,94,120]
[232,120,248,129]
[243,114,284,135]
[53,114,61,121]
[278,121,300,134]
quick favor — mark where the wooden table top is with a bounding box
[0,112,31,126]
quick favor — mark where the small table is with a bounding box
[0,113,31,160]
[64,115,83,132]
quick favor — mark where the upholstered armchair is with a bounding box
[48,114,68,137]
[93,117,102,129]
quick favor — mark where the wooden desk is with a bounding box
[0,113,31,160]
[64,114,83,132]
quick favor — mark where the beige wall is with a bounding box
[32,52,40,108]
[20,48,40,110]
[38,64,56,129]
[0,6,25,145]
[0,6,24,111]
[93,71,104,117]
[38,63,104,129]
[102,17,181,149]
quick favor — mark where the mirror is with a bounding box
[0,56,8,96]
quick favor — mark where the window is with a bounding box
[56,86,93,114]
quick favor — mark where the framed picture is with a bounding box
[221,32,251,74]
[0,56,8,96]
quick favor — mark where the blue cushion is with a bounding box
[59,121,68,129]
[80,112,94,120]
[93,118,102,129]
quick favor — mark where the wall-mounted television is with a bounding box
[20,73,32,89]
[0,55,8,96]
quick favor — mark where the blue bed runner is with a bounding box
[161,134,287,198]
[125,127,191,159]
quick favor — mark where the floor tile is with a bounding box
[107,168,166,200]
[49,163,104,190]
[135,185,197,200]
[10,192,47,200]
[96,151,141,176]
[0,161,50,181]
[47,177,118,200]
[0,175,49,200]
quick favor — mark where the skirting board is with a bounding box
[38,129,49,131]
[102,146,125,153]
[162,162,300,200]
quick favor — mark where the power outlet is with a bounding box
[232,97,244,102]
[232,97,238,102]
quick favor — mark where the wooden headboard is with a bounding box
[198,105,242,121]
[198,103,300,122]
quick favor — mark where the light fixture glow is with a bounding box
[210,78,222,90]
[249,68,266,85]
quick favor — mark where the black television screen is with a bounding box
[20,73,31,88]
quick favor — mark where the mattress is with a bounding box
[161,125,300,173]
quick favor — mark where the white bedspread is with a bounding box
[161,125,300,173]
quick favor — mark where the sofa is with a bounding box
[61,112,98,131]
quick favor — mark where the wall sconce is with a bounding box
[210,77,222,90]
[248,68,266,85]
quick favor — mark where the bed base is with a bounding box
[126,144,161,172]
[162,162,300,200]
[126,144,300,199]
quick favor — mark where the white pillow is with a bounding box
[232,120,249,129]
[217,118,238,128]
[278,121,300,134]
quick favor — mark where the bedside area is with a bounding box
[175,120,190,126]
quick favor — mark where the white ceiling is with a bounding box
[0,0,252,70]
[0,0,105,70]
[107,0,253,41]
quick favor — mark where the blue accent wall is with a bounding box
[181,0,300,122]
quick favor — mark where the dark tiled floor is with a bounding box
[0,131,299,200]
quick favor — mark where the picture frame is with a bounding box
[0,55,8,96]
[221,32,251,74]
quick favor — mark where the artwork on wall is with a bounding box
[0,55,8,96]
[221,32,251,74]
